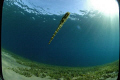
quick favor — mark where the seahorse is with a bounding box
[48,12,70,44]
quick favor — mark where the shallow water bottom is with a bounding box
[2,50,119,80]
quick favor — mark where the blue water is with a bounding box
[1,0,119,67]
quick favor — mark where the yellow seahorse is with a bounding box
[48,12,70,44]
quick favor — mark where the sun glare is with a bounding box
[90,0,119,16]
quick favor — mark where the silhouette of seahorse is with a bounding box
[48,12,70,44]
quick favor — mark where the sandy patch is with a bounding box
[2,52,51,80]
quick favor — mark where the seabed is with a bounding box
[2,48,119,80]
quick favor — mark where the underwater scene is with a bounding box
[1,0,119,80]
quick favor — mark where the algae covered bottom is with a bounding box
[2,49,119,80]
